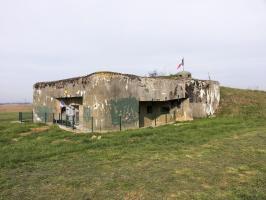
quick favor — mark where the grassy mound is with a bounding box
[0,87,265,199]
[218,87,266,118]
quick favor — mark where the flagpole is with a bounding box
[183,58,184,71]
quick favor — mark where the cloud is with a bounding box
[0,0,266,102]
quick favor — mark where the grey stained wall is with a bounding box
[33,72,220,132]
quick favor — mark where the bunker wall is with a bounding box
[33,72,220,132]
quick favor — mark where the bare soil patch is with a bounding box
[0,104,32,112]
[19,126,49,136]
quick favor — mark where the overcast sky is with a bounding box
[0,0,266,103]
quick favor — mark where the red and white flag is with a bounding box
[177,58,184,70]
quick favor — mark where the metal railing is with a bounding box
[18,112,76,129]
[18,112,33,123]
[17,112,176,132]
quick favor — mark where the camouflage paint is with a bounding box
[83,107,91,122]
[110,97,139,125]
[35,106,52,122]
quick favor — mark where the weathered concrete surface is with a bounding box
[185,79,220,118]
[33,71,220,132]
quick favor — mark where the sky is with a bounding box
[0,0,266,103]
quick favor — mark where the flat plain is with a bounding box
[0,103,32,113]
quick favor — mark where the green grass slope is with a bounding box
[218,87,266,119]
[0,87,265,200]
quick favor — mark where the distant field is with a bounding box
[0,88,265,200]
[0,103,32,112]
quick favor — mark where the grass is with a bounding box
[0,87,266,199]
[0,112,19,122]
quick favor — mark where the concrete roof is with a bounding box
[33,71,183,89]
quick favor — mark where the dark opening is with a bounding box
[61,107,66,113]
[57,97,83,127]
[170,99,181,108]
[161,106,170,114]
[147,105,153,114]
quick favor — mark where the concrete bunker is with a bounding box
[33,71,220,132]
